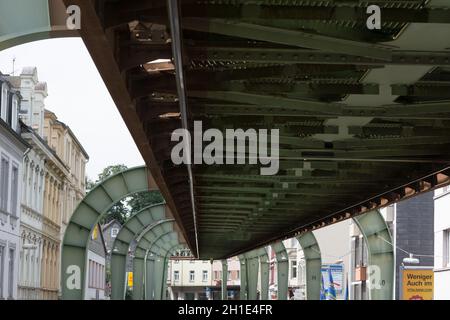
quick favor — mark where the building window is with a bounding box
[11,95,18,131]
[0,156,10,213]
[291,260,297,278]
[444,229,450,268]
[227,270,232,280]
[0,82,8,121]
[8,248,14,298]
[236,270,240,280]
[174,271,179,282]
[0,244,4,298]
[202,270,208,282]
[189,270,195,282]
[10,165,18,217]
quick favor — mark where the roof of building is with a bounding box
[21,66,37,76]
[20,121,69,172]
[44,109,90,160]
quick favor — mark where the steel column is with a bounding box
[61,166,151,300]
[221,259,228,300]
[353,210,394,300]
[258,248,270,300]
[238,255,248,300]
[297,232,322,300]
[110,203,166,300]
[271,242,289,300]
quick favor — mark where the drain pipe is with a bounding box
[167,0,200,258]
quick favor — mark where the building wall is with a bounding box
[85,250,106,300]
[0,76,27,300]
[395,192,434,299]
[3,67,88,299]
[434,187,450,300]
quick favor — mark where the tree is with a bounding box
[94,164,130,225]
[128,191,164,215]
[90,164,165,225]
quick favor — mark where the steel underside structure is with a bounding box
[3,0,450,262]
[59,0,450,260]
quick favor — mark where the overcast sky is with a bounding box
[0,38,144,180]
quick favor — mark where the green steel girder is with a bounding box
[221,259,228,300]
[238,254,248,300]
[297,232,322,300]
[110,203,167,300]
[181,18,392,60]
[0,0,78,51]
[133,224,177,300]
[271,242,289,300]
[187,46,450,67]
[62,166,156,300]
[144,235,181,300]
[353,210,394,300]
[172,4,450,24]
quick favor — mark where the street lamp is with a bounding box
[403,253,420,264]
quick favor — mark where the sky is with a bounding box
[0,38,144,180]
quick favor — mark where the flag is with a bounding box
[344,273,349,300]
[326,268,337,300]
[320,273,326,300]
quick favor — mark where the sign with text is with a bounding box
[401,268,433,300]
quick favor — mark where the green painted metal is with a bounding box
[221,259,228,300]
[238,255,248,300]
[243,250,261,300]
[181,18,392,60]
[151,237,181,300]
[257,248,270,300]
[0,0,78,51]
[110,203,167,300]
[61,166,151,300]
[0,0,50,50]
[297,232,322,300]
[353,210,394,300]
[271,242,289,300]
[135,224,177,300]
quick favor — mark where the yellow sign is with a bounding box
[402,268,433,300]
[127,272,133,287]
[91,225,98,240]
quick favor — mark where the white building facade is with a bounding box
[433,186,450,300]
[0,74,28,299]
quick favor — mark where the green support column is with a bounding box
[139,231,178,299]
[297,232,322,300]
[152,255,166,300]
[61,167,152,300]
[244,251,260,300]
[353,210,394,300]
[238,255,248,300]
[132,247,146,300]
[143,233,180,300]
[221,259,228,300]
[110,203,166,300]
[144,253,155,300]
[271,242,289,300]
[258,248,270,300]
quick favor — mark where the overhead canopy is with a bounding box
[63,0,450,259]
